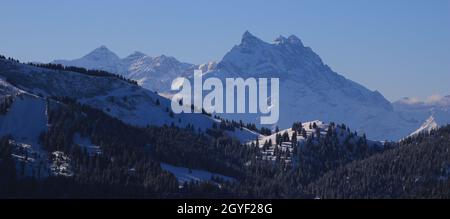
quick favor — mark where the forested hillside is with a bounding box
[0,55,448,198]
[307,126,450,198]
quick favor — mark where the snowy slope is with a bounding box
[0,79,51,178]
[0,59,259,143]
[0,94,47,144]
[0,78,22,96]
[0,79,47,146]
[409,116,439,137]
[195,32,418,141]
[126,55,196,92]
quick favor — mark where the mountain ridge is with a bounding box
[53,46,198,93]
[198,31,415,140]
[0,58,259,143]
[50,32,443,140]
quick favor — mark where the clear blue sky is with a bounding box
[1,0,449,101]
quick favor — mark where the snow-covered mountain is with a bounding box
[54,45,128,74]
[195,31,419,141]
[50,32,447,141]
[53,46,197,93]
[409,115,439,136]
[126,54,196,92]
[394,95,450,135]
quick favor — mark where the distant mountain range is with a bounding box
[1,34,449,198]
[52,31,447,140]
[53,46,198,93]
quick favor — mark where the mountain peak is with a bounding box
[130,51,146,57]
[125,51,147,60]
[241,31,264,45]
[93,45,112,52]
[156,54,168,59]
[85,45,119,59]
[242,30,254,38]
[154,54,173,61]
[51,45,124,74]
[220,32,323,75]
[409,115,438,137]
[122,51,147,64]
[274,35,288,44]
[287,35,303,46]
[199,61,218,73]
[151,55,185,66]
[273,34,304,46]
